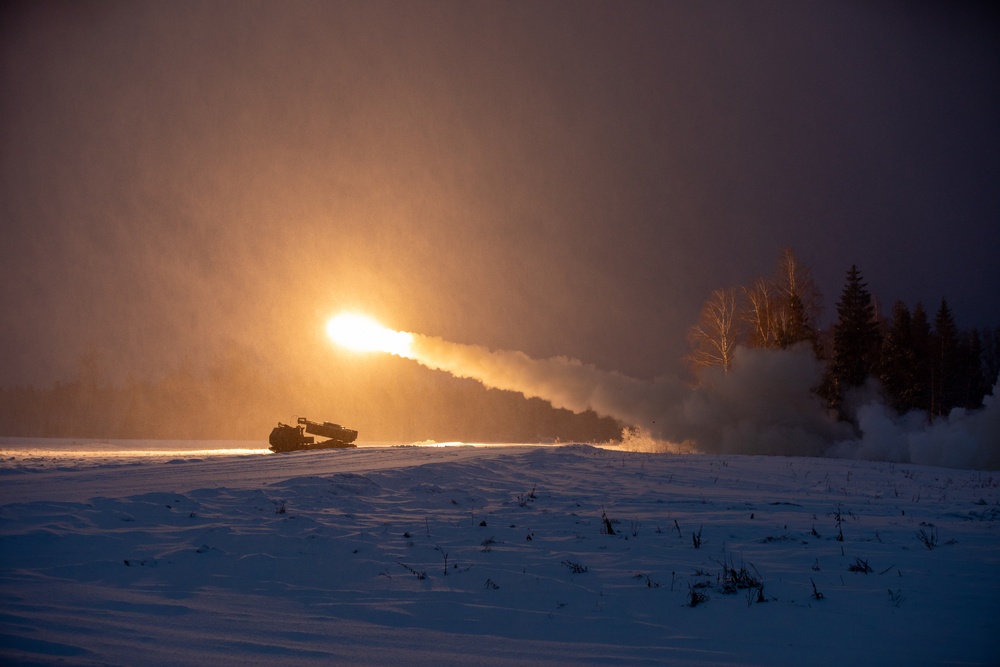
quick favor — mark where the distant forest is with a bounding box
[0,352,621,442]
[688,248,999,420]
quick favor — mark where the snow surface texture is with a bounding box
[2,443,999,666]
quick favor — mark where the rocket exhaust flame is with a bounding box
[326,314,414,357]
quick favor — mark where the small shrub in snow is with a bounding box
[688,586,709,607]
[916,526,938,550]
[562,559,588,574]
[435,545,449,574]
[746,585,767,607]
[810,578,825,600]
[848,557,873,574]
[619,426,655,451]
[717,555,761,593]
[397,561,427,580]
[633,572,660,588]
[600,508,616,535]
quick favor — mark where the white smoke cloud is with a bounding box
[832,388,1000,470]
[402,334,999,470]
[407,334,682,428]
[658,345,855,458]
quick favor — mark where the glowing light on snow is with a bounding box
[326,313,413,357]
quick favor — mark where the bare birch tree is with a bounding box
[742,248,821,350]
[773,247,822,348]
[687,287,740,372]
[742,277,778,348]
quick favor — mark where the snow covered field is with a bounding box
[2,441,999,666]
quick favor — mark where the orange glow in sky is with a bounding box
[326,313,414,357]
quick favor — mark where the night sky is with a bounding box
[3,2,999,425]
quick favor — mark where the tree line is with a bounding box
[688,248,998,420]
[0,351,621,442]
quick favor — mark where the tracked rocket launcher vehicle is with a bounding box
[268,417,358,453]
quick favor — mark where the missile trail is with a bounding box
[326,313,1000,468]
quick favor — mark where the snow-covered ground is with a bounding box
[2,441,999,666]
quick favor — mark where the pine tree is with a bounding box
[962,328,989,409]
[910,303,932,413]
[930,299,960,417]
[827,265,882,410]
[981,327,1000,391]
[879,301,916,413]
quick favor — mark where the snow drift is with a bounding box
[2,444,999,666]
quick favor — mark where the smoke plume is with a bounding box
[403,335,999,470]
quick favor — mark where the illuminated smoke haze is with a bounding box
[400,333,999,470]
[2,2,998,390]
[2,3,998,456]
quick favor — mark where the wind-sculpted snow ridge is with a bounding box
[1,444,999,666]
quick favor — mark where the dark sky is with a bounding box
[3,0,999,393]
